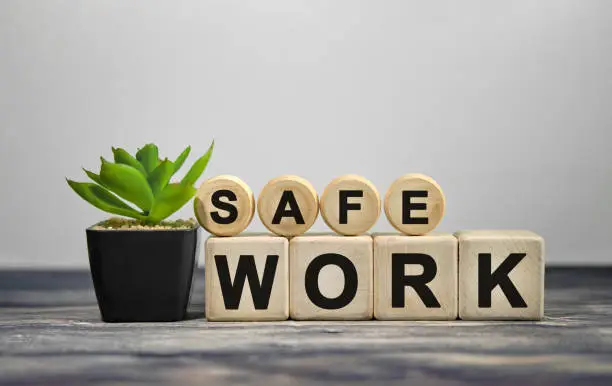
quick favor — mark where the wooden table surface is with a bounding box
[1,267,611,385]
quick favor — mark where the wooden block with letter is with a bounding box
[205,234,289,321]
[257,175,319,237]
[194,175,255,236]
[320,174,381,236]
[289,234,373,320]
[373,233,458,320]
[384,173,445,235]
[456,230,544,320]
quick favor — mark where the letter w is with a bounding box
[214,255,278,310]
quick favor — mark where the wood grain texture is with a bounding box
[194,175,255,236]
[257,175,319,237]
[289,234,373,320]
[456,230,544,320]
[320,174,381,236]
[205,234,289,321]
[0,268,611,386]
[374,233,458,320]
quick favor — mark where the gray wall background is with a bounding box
[1,0,610,268]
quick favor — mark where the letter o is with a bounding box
[304,253,358,310]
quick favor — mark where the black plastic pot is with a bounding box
[86,225,199,322]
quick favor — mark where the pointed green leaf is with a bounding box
[136,144,159,174]
[112,147,147,176]
[181,140,214,186]
[83,168,105,186]
[147,183,196,223]
[147,159,174,196]
[100,162,154,211]
[66,179,144,220]
[172,146,191,175]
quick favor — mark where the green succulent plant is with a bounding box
[67,141,214,225]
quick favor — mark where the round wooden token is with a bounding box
[257,175,319,237]
[384,173,445,236]
[194,175,255,236]
[320,174,381,236]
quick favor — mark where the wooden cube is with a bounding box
[205,234,289,321]
[373,233,458,320]
[289,234,373,320]
[456,230,544,320]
